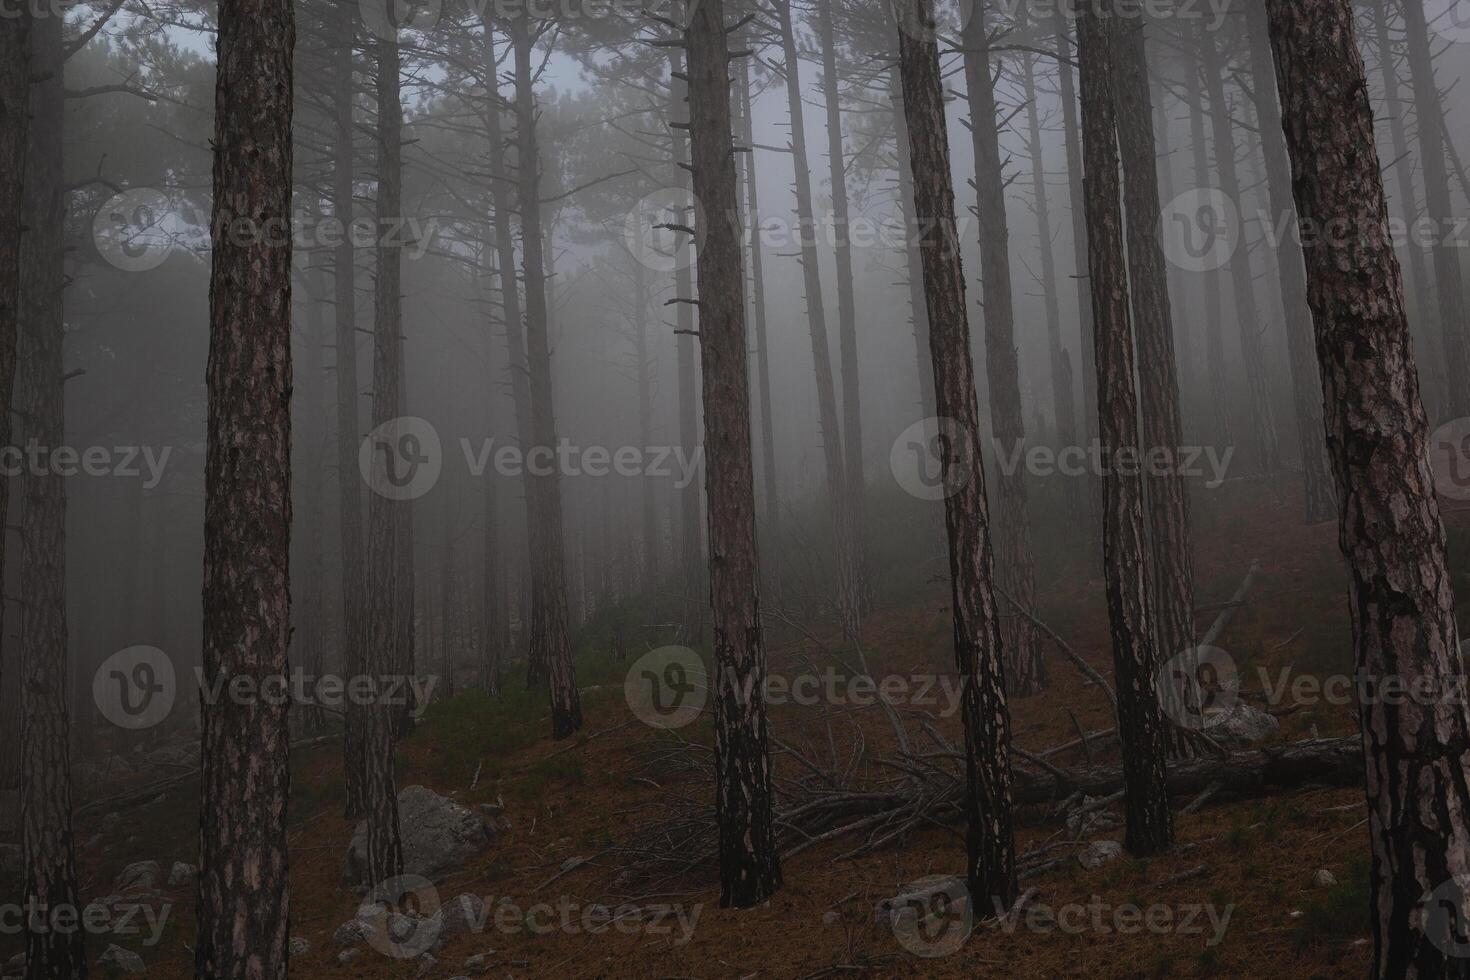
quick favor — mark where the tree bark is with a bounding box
[1264,2,1470,975]
[513,15,582,739]
[1077,1,1172,856]
[960,6,1041,696]
[684,0,783,908]
[1243,0,1336,525]
[1109,13,1195,756]
[896,0,1018,914]
[20,15,85,977]
[888,64,936,426]
[195,0,295,967]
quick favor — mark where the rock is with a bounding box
[344,786,496,886]
[464,952,492,969]
[1078,840,1124,870]
[166,862,196,888]
[1312,869,1338,888]
[1202,702,1280,747]
[97,944,146,977]
[113,861,162,894]
[821,910,839,926]
[337,949,361,965]
[437,894,487,937]
[288,937,310,957]
[1064,796,1121,838]
[332,919,377,947]
[873,875,967,924]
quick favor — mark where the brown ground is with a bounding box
[11,477,1436,978]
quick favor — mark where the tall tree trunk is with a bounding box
[816,0,871,618]
[684,0,783,907]
[298,263,328,734]
[1183,52,1233,452]
[896,0,1017,914]
[961,6,1041,696]
[20,15,85,977]
[1198,25,1281,474]
[1265,3,1470,975]
[630,251,661,591]
[1054,6,1101,546]
[513,15,582,739]
[481,451,502,695]
[1110,13,1194,755]
[739,36,780,544]
[0,0,25,792]
[775,0,860,641]
[195,0,295,967]
[888,64,936,425]
[1077,1,1172,856]
[1243,0,1336,524]
[361,27,407,888]
[1020,50,1081,521]
[331,0,369,820]
[1400,0,1470,420]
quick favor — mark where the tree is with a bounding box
[1076,1,1171,856]
[683,0,783,907]
[895,0,1017,914]
[959,3,1041,696]
[1263,1,1470,974]
[195,0,295,968]
[0,0,25,743]
[20,13,86,977]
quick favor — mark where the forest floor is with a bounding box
[13,476,1466,978]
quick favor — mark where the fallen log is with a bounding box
[1013,736,1361,806]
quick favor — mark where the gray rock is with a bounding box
[113,861,162,894]
[873,875,967,924]
[336,949,362,965]
[464,952,491,970]
[344,786,495,886]
[1313,868,1338,888]
[437,894,487,936]
[1203,702,1280,747]
[288,937,310,957]
[165,862,196,888]
[332,919,377,947]
[1078,840,1124,870]
[97,944,146,977]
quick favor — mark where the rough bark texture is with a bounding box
[195,0,295,968]
[888,64,936,426]
[362,29,406,889]
[1076,0,1172,857]
[1264,2,1470,975]
[775,0,860,641]
[297,264,328,734]
[685,0,783,908]
[896,0,1017,914]
[1243,0,1336,525]
[1199,24,1280,474]
[20,16,85,978]
[1399,0,1470,419]
[513,16,582,739]
[1109,14,1194,756]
